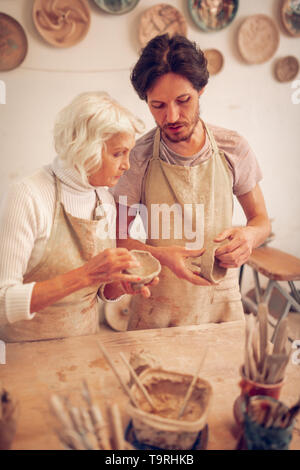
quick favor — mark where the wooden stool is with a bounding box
[240,246,300,342]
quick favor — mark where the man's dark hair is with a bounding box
[131,34,209,101]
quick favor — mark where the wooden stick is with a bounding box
[273,318,288,355]
[119,352,156,411]
[257,303,268,373]
[110,403,125,450]
[81,381,112,450]
[97,341,139,408]
[177,348,208,419]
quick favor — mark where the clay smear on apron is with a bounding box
[128,124,244,330]
[0,174,114,342]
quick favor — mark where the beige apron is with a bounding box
[128,124,244,330]
[0,175,114,342]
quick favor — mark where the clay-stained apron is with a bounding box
[128,124,244,330]
[0,175,114,342]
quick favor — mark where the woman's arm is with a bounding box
[0,182,141,325]
[30,248,141,312]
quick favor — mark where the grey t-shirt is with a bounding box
[112,123,263,206]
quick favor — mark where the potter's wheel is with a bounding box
[104,295,131,331]
[125,421,209,450]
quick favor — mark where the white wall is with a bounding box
[1,0,300,283]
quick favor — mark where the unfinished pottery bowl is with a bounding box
[127,368,212,450]
[125,250,161,290]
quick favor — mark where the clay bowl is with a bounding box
[127,368,212,450]
[125,250,161,290]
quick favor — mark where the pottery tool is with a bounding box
[273,318,288,354]
[109,403,125,450]
[177,348,208,419]
[81,380,112,450]
[97,341,139,408]
[51,382,114,450]
[257,303,268,374]
[119,352,156,411]
[243,308,290,385]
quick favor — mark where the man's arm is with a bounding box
[214,184,271,268]
[116,203,212,286]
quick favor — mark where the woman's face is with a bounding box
[88,132,135,187]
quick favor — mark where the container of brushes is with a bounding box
[241,395,294,450]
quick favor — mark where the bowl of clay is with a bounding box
[127,368,212,450]
[125,250,161,290]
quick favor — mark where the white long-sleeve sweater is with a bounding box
[0,157,116,326]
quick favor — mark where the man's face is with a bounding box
[146,73,201,144]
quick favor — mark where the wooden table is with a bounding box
[1,321,300,450]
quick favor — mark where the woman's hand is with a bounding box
[120,276,160,298]
[81,248,143,286]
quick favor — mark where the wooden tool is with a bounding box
[177,348,208,419]
[257,303,268,373]
[97,341,139,408]
[109,403,125,450]
[81,380,112,450]
[119,352,156,411]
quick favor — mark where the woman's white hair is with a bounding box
[54,91,144,184]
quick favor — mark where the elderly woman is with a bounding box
[0,91,153,342]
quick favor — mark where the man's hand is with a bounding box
[214,226,256,268]
[153,245,212,286]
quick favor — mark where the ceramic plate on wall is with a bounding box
[93,0,140,15]
[238,14,279,64]
[138,4,187,48]
[281,0,300,37]
[0,13,28,71]
[33,0,91,48]
[275,56,299,82]
[204,49,224,75]
[188,0,239,32]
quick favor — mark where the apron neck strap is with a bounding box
[152,128,161,161]
[203,121,219,155]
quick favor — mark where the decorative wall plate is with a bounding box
[0,13,28,71]
[33,0,91,48]
[281,0,300,37]
[204,48,224,75]
[237,14,279,64]
[138,4,187,48]
[188,0,239,32]
[275,56,299,82]
[93,0,140,15]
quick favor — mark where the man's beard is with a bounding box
[160,106,200,144]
